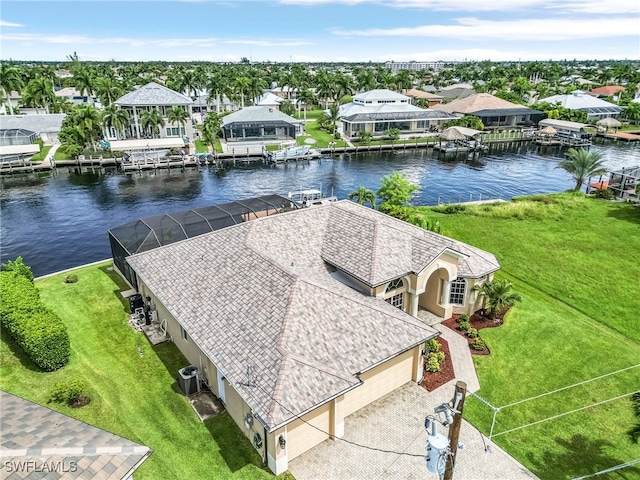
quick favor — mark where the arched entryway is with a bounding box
[418,267,453,319]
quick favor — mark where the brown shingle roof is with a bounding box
[0,391,151,480]
[127,201,499,430]
[432,93,524,114]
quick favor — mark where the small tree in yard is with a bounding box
[385,127,400,143]
[357,130,372,144]
[377,171,419,213]
[348,186,376,208]
[473,279,522,319]
[558,148,607,191]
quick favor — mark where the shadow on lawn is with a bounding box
[606,202,640,224]
[0,331,41,373]
[526,434,640,479]
[98,264,131,311]
[204,412,268,474]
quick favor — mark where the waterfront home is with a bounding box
[432,93,543,127]
[590,86,625,99]
[220,106,302,143]
[402,88,444,107]
[0,391,151,479]
[124,200,500,475]
[338,89,456,138]
[113,82,194,141]
[539,90,622,120]
[0,114,65,144]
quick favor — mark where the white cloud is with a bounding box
[279,0,638,13]
[1,32,220,48]
[332,17,640,41]
[0,20,24,27]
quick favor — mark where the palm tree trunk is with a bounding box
[4,91,14,115]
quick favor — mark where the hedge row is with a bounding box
[0,271,70,371]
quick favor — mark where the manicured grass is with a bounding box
[296,121,346,148]
[54,145,75,160]
[352,137,440,147]
[195,140,209,153]
[30,145,52,162]
[416,193,640,479]
[0,263,291,480]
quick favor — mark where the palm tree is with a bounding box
[327,103,339,133]
[23,77,55,114]
[95,76,124,106]
[73,105,102,151]
[202,112,221,152]
[205,72,226,114]
[140,109,165,138]
[167,106,189,136]
[348,186,376,208]
[558,148,607,191]
[0,64,24,115]
[73,68,95,103]
[233,76,251,108]
[176,69,200,99]
[101,105,130,140]
[473,279,522,319]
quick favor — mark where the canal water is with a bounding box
[2,142,639,277]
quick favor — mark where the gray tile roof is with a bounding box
[0,391,151,480]
[127,202,498,430]
[114,82,192,106]
[0,115,66,134]
[221,106,301,126]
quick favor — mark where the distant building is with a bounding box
[338,89,456,138]
[539,90,622,120]
[54,87,95,106]
[402,89,443,107]
[385,60,446,72]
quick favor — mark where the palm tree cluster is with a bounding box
[473,279,522,319]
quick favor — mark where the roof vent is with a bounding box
[269,107,274,112]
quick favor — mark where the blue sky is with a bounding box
[1,0,639,62]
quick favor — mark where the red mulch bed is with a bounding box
[441,308,511,356]
[420,337,455,392]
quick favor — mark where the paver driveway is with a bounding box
[288,382,538,480]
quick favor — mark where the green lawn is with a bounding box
[417,193,640,479]
[296,121,346,148]
[54,145,75,160]
[30,145,52,162]
[0,263,291,480]
[195,139,209,153]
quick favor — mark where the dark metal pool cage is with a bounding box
[108,195,297,287]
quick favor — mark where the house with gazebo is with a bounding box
[113,82,194,141]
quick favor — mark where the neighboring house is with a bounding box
[0,114,65,143]
[270,86,298,99]
[0,91,22,115]
[125,200,499,475]
[254,91,285,109]
[221,106,303,142]
[338,89,457,138]
[539,90,622,120]
[436,86,476,101]
[54,86,95,105]
[114,82,194,140]
[0,391,152,480]
[432,93,544,127]
[402,89,444,107]
[590,86,625,98]
[0,129,40,162]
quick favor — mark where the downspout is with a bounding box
[263,424,268,468]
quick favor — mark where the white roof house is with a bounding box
[254,92,285,108]
[221,106,303,142]
[338,89,456,138]
[539,90,622,120]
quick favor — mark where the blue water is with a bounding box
[2,142,639,277]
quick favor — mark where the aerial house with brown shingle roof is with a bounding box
[433,93,544,127]
[125,201,499,475]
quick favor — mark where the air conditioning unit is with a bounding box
[178,366,200,396]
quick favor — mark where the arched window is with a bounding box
[385,278,406,310]
[449,277,466,305]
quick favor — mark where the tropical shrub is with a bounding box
[458,320,470,332]
[425,355,442,372]
[1,256,34,282]
[594,188,613,200]
[456,314,469,324]
[0,270,70,371]
[49,380,87,405]
[64,274,78,284]
[471,338,488,351]
[473,279,523,319]
[425,338,441,353]
[466,327,479,338]
[434,204,467,214]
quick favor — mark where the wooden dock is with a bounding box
[597,131,640,142]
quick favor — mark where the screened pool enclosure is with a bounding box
[108,195,296,287]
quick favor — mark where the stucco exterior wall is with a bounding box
[343,347,416,417]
